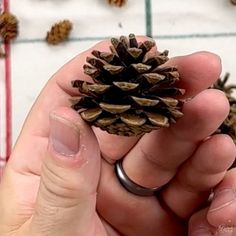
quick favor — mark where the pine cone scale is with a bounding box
[131,96,160,107]
[129,34,138,48]
[113,82,139,91]
[120,113,146,126]
[103,64,124,75]
[96,117,118,126]
[81,108,102,121]
[131,63,152,74]
[142,73,165,84]
[99,103,131,114]
[87,84,111,94]
[145,112,169,127]
[159,97,179,106]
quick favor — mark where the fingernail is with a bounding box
[49,114,80,157]
[209,189,236,212]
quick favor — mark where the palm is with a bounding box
[1,40,233,236]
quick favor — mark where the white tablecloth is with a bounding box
[1,0,236,178]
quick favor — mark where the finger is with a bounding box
[30,107,101,236]
[121,89,229,188]
[207,169,236,228]
[166,51,221,98]
[97,160,184,236]
[161,134,236,219]
[188,208,235,236]
[98,51,222,162]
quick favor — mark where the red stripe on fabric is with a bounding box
[4,42,12,161]
[3,0,9,11]
[3,0,11,161]
[0,0,10,183]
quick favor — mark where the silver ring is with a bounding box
[115,158,163,197]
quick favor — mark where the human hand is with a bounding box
[0,38,235,236]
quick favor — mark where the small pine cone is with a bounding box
[231,0,236,4]
[212,73,236,168]
[71,34,185,136]
[46,20,72,45]
[108,0,127,7]
[0,12,18,41]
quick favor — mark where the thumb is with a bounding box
[30,107,101,236]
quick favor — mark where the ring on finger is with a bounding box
[115,158,163,197]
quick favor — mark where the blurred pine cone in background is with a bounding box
[0,11,18,41]
[108,0,127,7]
[46,20,72,45]
[213,73,236,168]
[71,34,185,136]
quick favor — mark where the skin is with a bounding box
[0,38,236,236]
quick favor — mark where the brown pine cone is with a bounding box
[71,34,185,136]
[0,11,18,41]
[213,73,236,168]
[231,0,236,4]
[108,0,127,7]
[46,20,72,45]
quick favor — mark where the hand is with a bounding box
[0,38,235,236]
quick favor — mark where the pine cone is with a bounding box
[213,73,236,168]
[46,20,72,45]
[71,34,185,136]
[0,12,18,41]
[231,0,236,4]
[108,0,127,7]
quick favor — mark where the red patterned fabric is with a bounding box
[0,0,11,182]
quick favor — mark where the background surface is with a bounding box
[1,0,236,178]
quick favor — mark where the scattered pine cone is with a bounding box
[0,11,18,41]
[213,73,236,168]
[71,34,185,136]
[231,0,236,4]
[108,0,127,7]
[46,20,72,45]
